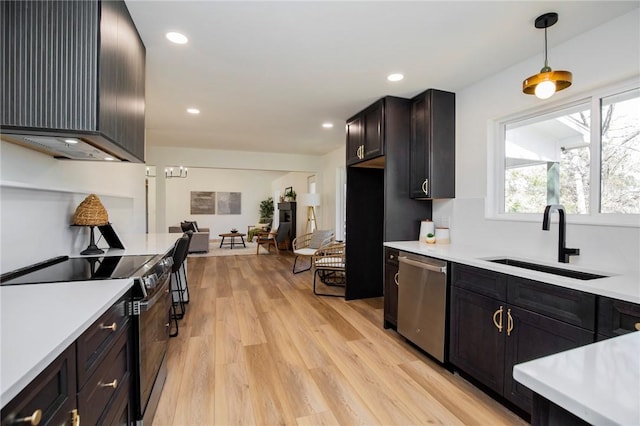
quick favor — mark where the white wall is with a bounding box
[435,9,640,274]
[0,141,146,272]
[163,167,284,237]
[318,146,345,238]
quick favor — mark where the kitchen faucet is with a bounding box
[542,204,580,263]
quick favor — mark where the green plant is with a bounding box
[259,197,274,220]
[284,188,296,200]
[427,233,434,238]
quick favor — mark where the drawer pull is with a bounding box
[492,306,504,332]
[507,308,514,336]
[100,379,118,389]
[70,409,80,426]
[14,409,42,425]
[100,322,117,332]
[394,272,399,286]
[635,322,640,331]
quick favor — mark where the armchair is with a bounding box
[168,225,210,253]
[311,241,345,297]
[291,230,335,274]
[256,222,291,255]
[247,221,271,242]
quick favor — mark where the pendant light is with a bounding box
[522,12,572,99]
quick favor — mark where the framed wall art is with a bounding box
[190,191,215,214]
[217,192,241,214]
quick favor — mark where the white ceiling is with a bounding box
[125,1,638,156]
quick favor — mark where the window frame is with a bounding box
[488,78,640,228]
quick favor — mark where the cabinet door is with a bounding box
[449,286,505,394]
[1,345,77,426]
[346,115,363,165]
[383,262,399,328]
[363,101,383,160]
[597,297,640,338]
[504,305,594,413]
[410,93,429,198]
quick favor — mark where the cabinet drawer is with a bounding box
[77,291,130,384]
[385,248,399,266]
[451,263,507,300]
[78,326,130,426]
[507,276,596,331]
[1,344,76,426]
[597,297,640,337]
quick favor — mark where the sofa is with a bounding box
[168,225,210,253]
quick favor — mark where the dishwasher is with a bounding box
[397,251,448,362]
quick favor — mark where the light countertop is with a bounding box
[513,332,640,425]
[1,233,179,407]
[384,241,640,304]
[0,279,132,406]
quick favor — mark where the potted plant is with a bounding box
[259,197,274,222]
[284,188,296,201]
[426,232,436,244]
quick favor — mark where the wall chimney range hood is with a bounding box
[1,0,146,163]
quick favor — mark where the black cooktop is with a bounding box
[0,255,157,286]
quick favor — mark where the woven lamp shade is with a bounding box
[72,194,109,226]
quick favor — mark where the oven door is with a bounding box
[133,276,171,423]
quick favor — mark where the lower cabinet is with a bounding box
[449,264,595,414]
[383,248,399,328]
[0,345,77,426]
[1,291,132,425]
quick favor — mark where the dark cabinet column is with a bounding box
[383,248,399,328]
[277,202,296,245]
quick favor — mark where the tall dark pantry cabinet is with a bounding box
[345,96,427,300]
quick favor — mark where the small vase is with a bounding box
[426,237,436,244]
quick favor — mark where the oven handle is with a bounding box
[135,279,170,314]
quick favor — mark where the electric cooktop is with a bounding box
[0,255,157,286]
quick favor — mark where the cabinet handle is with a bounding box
[100,322,117,332]
[635,322,640,331]
[389,254,395,260]
[507,308,514,336]
[70,409,80,426]
[422,178,429,195]
[394,272,399,286]
[13,409,42,425]
[99,379,118,389]
[492,306,503,332]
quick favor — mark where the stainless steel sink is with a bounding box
[487,258,608,280]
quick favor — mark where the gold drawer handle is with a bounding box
[635,322,640,331]
[100,322,117,332]
[99,379,118,389]
[70,409,80,426]
[492,306,504,332]
[14,409,42,425]
[394,272,399,286]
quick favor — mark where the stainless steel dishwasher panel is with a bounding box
[397,252,447,362]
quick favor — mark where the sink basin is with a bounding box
[488,258,608,280]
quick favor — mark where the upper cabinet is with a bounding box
[346,100,384,166]
[409,89,455,199]
[1,0,146,162]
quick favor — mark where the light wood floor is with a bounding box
[153,253,527,426]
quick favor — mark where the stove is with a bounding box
[0,255,158,286]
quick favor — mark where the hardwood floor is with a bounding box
[153,254,526,426]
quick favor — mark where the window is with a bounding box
[495,82,640,225]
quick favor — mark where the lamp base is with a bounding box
[80,225,104,256]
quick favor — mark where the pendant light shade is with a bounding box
[522,12,572,99]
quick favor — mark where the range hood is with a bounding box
[1,131,129,162]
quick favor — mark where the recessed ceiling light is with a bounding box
[187,108,200,114]
[387,73,404,82]
[166,32,188,44]
[322,123,334,128]
[64,138,79,144]
[104,157,115,161]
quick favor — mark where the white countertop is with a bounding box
[384,241,640,304]
[1,233,179,407]
[513,332,640,425]
[0,279,132,406]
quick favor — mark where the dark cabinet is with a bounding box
[346,100,384,166]
[449,263,595,414]
[1,345,77,426]
[597,296,640,338]
[409,89,455,199]
[1,0,145,162]
[345,96,432,300]
[277,202,297,246]
[1,292,132,426]
[383,248,399,328]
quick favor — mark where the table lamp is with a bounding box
[298,193,320,234]
[72,194,109,255]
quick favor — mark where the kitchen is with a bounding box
[2,1,639,425]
